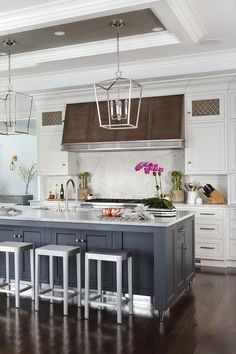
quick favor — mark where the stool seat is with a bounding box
[35,244,81,316]
[0,241,34,308]
[87,249,131,261]
[0,241,33,252]
[36,244,80,257]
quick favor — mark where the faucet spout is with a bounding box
[65,178,76,211]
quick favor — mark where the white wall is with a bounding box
[0,135,38,197]
[76,150,185,199]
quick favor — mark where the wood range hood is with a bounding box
[61,95,185,152]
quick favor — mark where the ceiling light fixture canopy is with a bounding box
[94,19,143,130]
[0,39,33,135]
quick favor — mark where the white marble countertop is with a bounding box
[0,206,194,228]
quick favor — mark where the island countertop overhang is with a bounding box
[0,207,194,231]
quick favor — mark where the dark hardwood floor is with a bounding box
[0,268,235,354]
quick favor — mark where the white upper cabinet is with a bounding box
[37,108,77,175]
[230,92,236,119]
[186,93,225,122]
[185,92,227,174]
[185,122,226,174]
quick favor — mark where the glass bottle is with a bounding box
[60,184,64,200]
[55,184,59,199]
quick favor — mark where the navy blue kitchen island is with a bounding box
[0,208,195,320]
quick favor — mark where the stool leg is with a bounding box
[76,253,81,307]
[30,249,35,301]
[6,252,10,297]
[35,253,39,311]
[14,250,20,308]
[63,255,69,316]
[49,255,54,303]
[84,254,89,320]
[97,260,102,306]
[116,258,122,324]
[128,256,133,315]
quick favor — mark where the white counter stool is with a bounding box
[0,241,34,308]
[84,249,133,324]
[35,244,81,316]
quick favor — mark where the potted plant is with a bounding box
[78,172,91,200]
[170,170,184,202]
[134,162,174,209]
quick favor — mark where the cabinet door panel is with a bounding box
[19,227,48,282]
[38,131,68,175]
[81,230,113,290]
[0,226,16,278]
[52,229,80,287]
[174,229,185,293]
[186,122,225,173]
[229,121,236,171]
[122,232,154,295]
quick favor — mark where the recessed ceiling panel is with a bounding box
[0,9,165,54]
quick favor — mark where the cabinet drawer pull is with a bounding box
[18,234,22,238]
[200,213,215,216]
[13,234,17,238]
[178,227,185,232]
[183,244,188,250]
[200,246,215,250]
[75,238,80,243]
[80,239,85,243]
[200,227,215,231]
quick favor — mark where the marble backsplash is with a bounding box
[76,150,185,199]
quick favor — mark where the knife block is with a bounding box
[208,189,225,204]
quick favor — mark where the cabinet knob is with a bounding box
[75,238,80,243]
[178,227,185,232]
[183,244,188,250]
[188,161,192,164]
[13,234,17,238]
[187,111,191,114]
[62,163,66,166]
[18,234,22,238]
[80,239,85,243]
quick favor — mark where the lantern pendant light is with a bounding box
[0,39,33,135]
[94,20,143,130]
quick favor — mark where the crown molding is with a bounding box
[0,0,159,35]
[0,31,179,71]
[4,48,236,94]
[166,0,207,42]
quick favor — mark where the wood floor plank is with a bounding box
[0,270,235,354]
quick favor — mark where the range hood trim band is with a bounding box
[61,139,185,152]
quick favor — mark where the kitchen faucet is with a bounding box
[65,178,76,212]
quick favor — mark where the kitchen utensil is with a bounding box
[188,183,194,191]
[184,183,190,191]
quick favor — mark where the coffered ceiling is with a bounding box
[0,0,235,93]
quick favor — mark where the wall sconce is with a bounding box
[10,155,18,170]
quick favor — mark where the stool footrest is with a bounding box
[39,287,79,301]
[0,283,32,294]
[89,294,131,308]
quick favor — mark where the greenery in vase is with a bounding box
[171,170,183,190]
[134,161,174,209]
[18,163,37,194]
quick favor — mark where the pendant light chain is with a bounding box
[116,25,120,77]
[7,45,11,90]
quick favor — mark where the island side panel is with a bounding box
[153,216,195,313]
[121,231,154,296]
